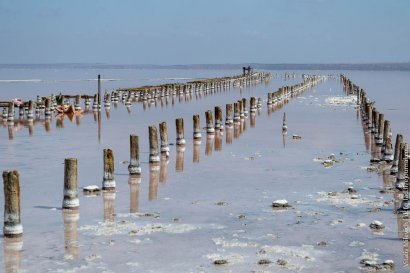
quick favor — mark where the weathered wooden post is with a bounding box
[382,121,393,162]
[62,158,79,210]
[102,149,116,190]
[257,97,262,108]
[27,100,33,121]
[391,134,403,174]
[176,118,186,145]
[205,110,215,134]
[128,175,141,213]
[159,121,170,156]
[7,102,14,122]
[242,98,248,117]
[3,170,22,238]
[214,106,222,131]
[92,94,98,111]
[233,102,240,123]
[238,100,244,119]
[193,114,202,140]
[225,104,233,125]
[376,113,384,145]
[128,135,141,175]
[395,143,407,190]
[282,112,287,133]
[149,125,160,163]
[250,97,256,113]
[98,74,101,108]
[74,95,81,111]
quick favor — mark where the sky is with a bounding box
[0,0,409,65]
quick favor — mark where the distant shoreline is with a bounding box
[1,62,410,71]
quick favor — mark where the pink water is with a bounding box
[0,68,409,272]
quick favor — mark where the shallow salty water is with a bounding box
[0,67,409,272]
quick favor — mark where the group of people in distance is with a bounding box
[55,94,84,120]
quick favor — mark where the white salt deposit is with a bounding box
[325,95,357,106]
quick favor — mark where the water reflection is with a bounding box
[45,119,51,133]
[3,237,23,273]
[7,123,14,140]
[129,175,141,213]
[214,131,222,151]
[103,191,116,222]
[234,123,240,139]
[62,210,79,260]
[282,133,287,148]
[176,145,185,172]
[28,120,34,136]
[205,134,214,156]
[149,163,159,201]
[226,126,233,145]
[250,113,256,128]
[105,108,111,119]
[160,155,169,184]
[193,140,201,163]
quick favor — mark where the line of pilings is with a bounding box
[2,75,324,243]
[340,75,409,225]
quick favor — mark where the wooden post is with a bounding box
[159,121,170,156]
[92,94,98,111]
[176,118,186,145]
[395,143,407,189]
[225,104,233,125]
[214,106,222,131]
[234,102,240,123]
[282,112,287,133]
[7,102,14,122]
[382,120,393,162]
[238,100,244,118]
[128,135,141,175]
[149,125,160,163]
[3,170,22,238]
[391,134,403,174]
[102,149,116,190]
[205,110,215,134]
[27,100,33,120]
[193,114,202,140]
[62,158,79,210]
[98,75,101,107]
[242,98,248,116]
[250,97,256,113]
[376,113,384,145]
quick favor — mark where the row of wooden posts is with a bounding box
[0,72,272,123]
[340,75,409,213]
[2,74,323,238]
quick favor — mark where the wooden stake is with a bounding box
[102,149,116,190]
[159,121,170,156]
[3,170,22,238]
[193,114,202,140]
[149,125,160,163]
[128,135,141,175]
[62,158,79,210]
[176,118,186,145]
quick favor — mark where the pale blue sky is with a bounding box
[0,0,409,64]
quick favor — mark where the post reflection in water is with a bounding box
[241,117,247,133]
[205,134,214,156]
[225,126,233,145]
[128,175,141,213]
[234,123,240,139]
[214,131,222,152]
[3,237,23,273]
[7,123,14,140]
[175,145,185,172]
[193,140,201,163]
[56,117,64,128]
[250,113,255,128]
[160,155,169,184]
[103,191,116,223]
[105,108,111,119]
[126,106,132,114]
[75,115,81,126]
[282,133,287,148]
[62,209,79,260]
[149,163,159,201]
[93,111,98,123]
[28,120,34,136]
[45,118,51,133]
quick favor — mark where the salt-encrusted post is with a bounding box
[27,100,34,121]
[215,106,222,131]
[128,135,141,175]
[382,120,393,162]
[75,95,81,111]
[159,121,170,156]
[62,158,79,210]
[234,102,240,123]
[205,110,215,134]
[102,149,116,190]
[149,125,160,163]
[7,102,14,122]
[3,170,23,238]
[193,115,202,140]
[250,97,256,113]
[98,75,101,107]
[242,98,248,117]
[282,112,287,133]
[391,134,403,174]
[176,118,186,145]
[225,104,233,125]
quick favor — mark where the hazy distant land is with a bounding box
[1,62,410,71]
